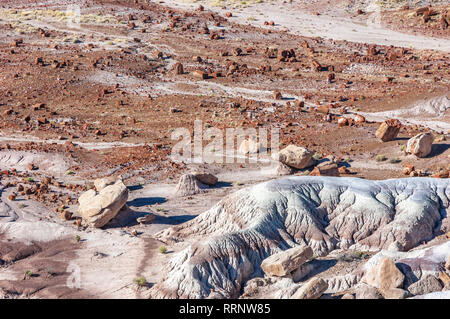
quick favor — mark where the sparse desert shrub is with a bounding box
[134,276,147,287]
[376,154,387,162]
[312,153,322,161]
[159,246,167,254]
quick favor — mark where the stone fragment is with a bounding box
[261,246,313,277]
[291,277,328,299]
[361,257,404,291]
[175,174,207,197]
[193,172,218,186]
[375,119,401,142]
[380,288,409,299]
[408,275,443,296]
[173,62,184,75]
[94,176,118,192]
[406,132,434,158]
[355,283,383,299]
[309,163,339,177]
[277,145,315,169]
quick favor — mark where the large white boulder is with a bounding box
[406,132,434,158]
[276,145,315,169]
[78,179,128,228]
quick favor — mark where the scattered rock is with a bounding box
[380,288,409,299]
[273,90,282,100]
[309,162,339,177]
[193,70,208,79]
[341,293,355,299]
[408,275,443,296]
[238,138,265,155]
[439,272,450,289]
[291,277,328,299]
[291,263,315,282]
[402,164,415,175]
[173,62,184,75]
[355,114,366,124]
[137,213,156,224]
[193,172,218,186]
[78,179,128,228]
[275,161,296,176]
[406,132,434,158]
[355,283,383,299]
[375,119,401,142]
[260,245,313,277]
[60,210,73,221]
[337,117,348,127]
[361,257,404,291]
[276,145,315,169]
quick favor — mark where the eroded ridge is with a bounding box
[151,176,450,298]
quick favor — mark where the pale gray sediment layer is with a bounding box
[151,176,449,298]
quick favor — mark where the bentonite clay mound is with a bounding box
[150,176,449,299]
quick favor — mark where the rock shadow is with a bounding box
[153,214,197,225]
[127,197,166,207]
[428,143,450,157]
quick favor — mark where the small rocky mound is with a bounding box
[174,174,209,196]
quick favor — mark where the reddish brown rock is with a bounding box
[309,163,339,177]
[315,105,330,114]
[193,70,208,79]
[355,114,366,124]
[367,44,378,56]
[375,119,401,142]
[273,90,282,100]
[402,164,415,175]
[337,117,348,127]
[173,62,184,75]
[311,59,322,71]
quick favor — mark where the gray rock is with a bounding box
[408,275,443,296]
[261,246,313,277]
[380,288,410,299]
[175,174,207,196]
[291,263,314,282]
[292,277,328,299]
[355,283,383,299]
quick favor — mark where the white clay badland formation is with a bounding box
[0,0,449,300]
